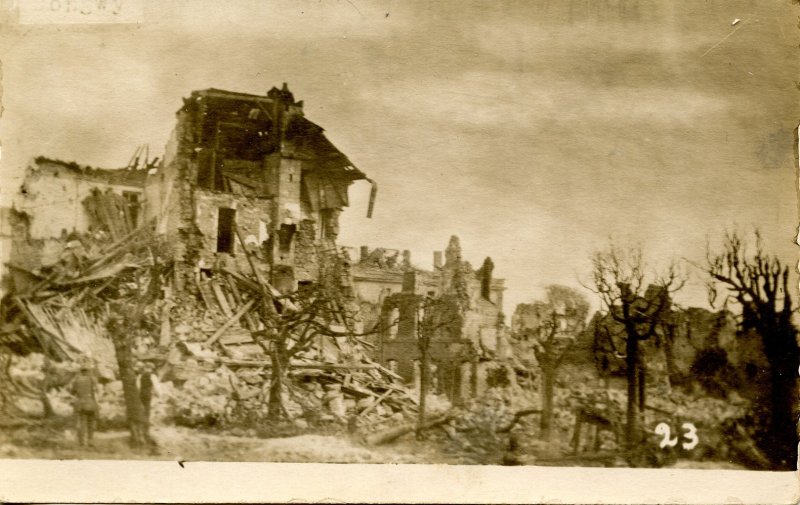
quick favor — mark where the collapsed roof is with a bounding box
[184,86,366,181]
[30,157,148,188]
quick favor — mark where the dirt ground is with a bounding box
[0,418,747,470]
[0,418,461,464]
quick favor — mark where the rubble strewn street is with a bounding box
[0,85,792,470]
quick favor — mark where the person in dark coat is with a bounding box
[71,363,99,447]
[137,362,161,428]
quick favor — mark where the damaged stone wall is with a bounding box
[192,190,272,278]
[145,105,205,291]
[148,86,365,294]
[16,159,146,240]
[4,159,146,295]
[359,237,507,403]
[3,209,52,293]
[576,305,769,399]
[293,219,319,282]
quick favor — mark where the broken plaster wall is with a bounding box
[192,190,272,279]
[2,209,55,293]
[462,276,506,357]
[16,160,144,240]
[5,161,145,294]
[151,88,357,293]
[363,238,508,401]
[145,106,201,290]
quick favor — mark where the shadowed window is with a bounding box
[216,208,236,253]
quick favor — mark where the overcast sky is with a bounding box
[1,0,798,313]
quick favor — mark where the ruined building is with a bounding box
[143,85,368,294]
[346,236,508,403]
[3,157,148,294]
[2,84,508,401]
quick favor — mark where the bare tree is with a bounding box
[706,230,798,469]
[513,285,589,441]
[107,310,150,447]
[101,229,165,449]
[415,294,463,440]
[250,255,372,421]
[589,243,685,450]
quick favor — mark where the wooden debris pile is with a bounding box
[2,223,159,378]
[162,262,421,430]
[1,221,421,433]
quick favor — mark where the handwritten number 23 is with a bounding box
[655,422,699,450]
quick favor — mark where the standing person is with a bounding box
[137,362,160,429]
[71,363,98,447]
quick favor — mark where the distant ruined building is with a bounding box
[1,85,507,403]
[347,237,508,403]
[511,294,769,401]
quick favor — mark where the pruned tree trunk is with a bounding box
[662,325,676,392]
[111,333,148,448]
[416,338,430,440]
[267,342,288,421]
[539,366,555,441]
[625,335,639,449]
[705,231,799,469]
[762,324,799,469]
[637,361,646,414]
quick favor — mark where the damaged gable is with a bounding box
[184,86,364,198]
[151,84,368,294]
[14,157,146,243]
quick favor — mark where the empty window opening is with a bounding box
[277,224,296,254]
[387,308,400,340]
[216,208,236,253]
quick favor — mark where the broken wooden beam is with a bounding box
[195,277,215,312]
[232,223,277,315]
[364,413,452,446]
[204,299,256,345]
[224,273,257,330]
[358,389,393,419]
[210,279,234,318]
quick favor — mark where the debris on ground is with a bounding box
[0,224,422,438]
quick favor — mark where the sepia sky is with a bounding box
[1,0,798,313]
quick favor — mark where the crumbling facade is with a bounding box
[3,157,147,294]
[144,85,367,294]
[348,236,508,403]
[1,84,510,402]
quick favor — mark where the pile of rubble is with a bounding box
[161,348,423,433]
[438,386,539,463]
[0,223,423,437]
[421,377,757,466]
